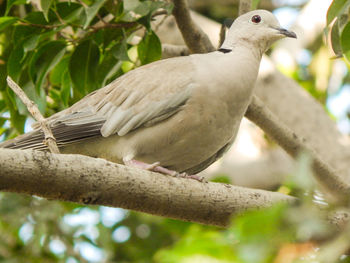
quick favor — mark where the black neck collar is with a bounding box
[218,48,232,53]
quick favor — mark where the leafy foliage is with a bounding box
[327,0,350,63]
[0,0,170,137]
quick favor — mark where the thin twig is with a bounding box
[6,76,60,154]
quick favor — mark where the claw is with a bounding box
[123,158,206,182]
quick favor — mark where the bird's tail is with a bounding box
[0,130,47,150]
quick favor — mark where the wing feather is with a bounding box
[0,56,196,150]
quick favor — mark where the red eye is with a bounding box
[251,15,261,23]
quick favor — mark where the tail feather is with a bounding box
[0,120,105,150]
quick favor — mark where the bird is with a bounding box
[0,10,296,180]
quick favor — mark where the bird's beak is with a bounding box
[275,27,297,38]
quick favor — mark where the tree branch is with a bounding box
[246,95,350,200]
[6,76,59,154]
[0,148,295,227]
[162,6,350,201]
[172,0,215,53]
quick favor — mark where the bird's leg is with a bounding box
[123,158,205,182]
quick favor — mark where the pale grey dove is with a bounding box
[0,10,296,179]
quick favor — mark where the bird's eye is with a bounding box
[251,15,261,24]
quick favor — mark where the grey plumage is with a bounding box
[0,10,296,175]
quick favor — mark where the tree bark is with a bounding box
[0,148,295,227]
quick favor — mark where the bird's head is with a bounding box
[221,10,296,54]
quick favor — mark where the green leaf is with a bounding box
[0,99,6,112]
[97,51,122,87]
[330,19,343,56]
[0,65,7,91]
[20,82,47,115]
[7,45,25,82]
[23,11,49,25]
[327,0,348,25]
[340,22,350,62]
[4,88,26,133]
[5,0,26,16]
[102,28,124,49]
[0,17,18,32]
[69,40,100,95]
[12,25,43,46]
[137,30,161,65]
[29,41,66,93]
[50,56,70,86]
[252,0,261,10]
[83,0,108,29]
[61,70,72,107]
[23,35,41,52]
[111,40,130,61]
[55,2,85,24]
[40,0,53,21]
[122,0,151,22]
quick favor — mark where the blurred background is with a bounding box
[0,0,349,262]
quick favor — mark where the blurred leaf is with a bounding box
[97,51,122,87]
[102,28,124,49]
[7,45,25,82]
[138,30,161,65]
[340,22,350,62]
[23,11,49,25]
[4,88,26,133]
[135,1,173,29]
[210,175,231,184]
[231,204,292,263]
[29,41,66,93]
[0,116,7,127]
[20,82,47,115]
[69,40,100,95]
[55,2,85,24]
[327,0,348,25]
[0,65,7,91]
[5,0,26,16]
[252,0,261,10]
[40,0,53,21]
[12,25,43,49]
[0,99,6,111]
[50,56,70,86]
[84,0,108,28]
[330,19,343,56]
[0,16,18,32]
[83,0,108,29]
[111,40,130,61]
[122,0,151,22]
[61,70,72,107]
[154,224,234,262]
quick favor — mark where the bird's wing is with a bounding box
[3,56,196,150]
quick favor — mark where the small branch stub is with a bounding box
[6,76,60,154]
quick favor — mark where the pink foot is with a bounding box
[123,158,205,182]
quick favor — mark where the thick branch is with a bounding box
[246,95,350,200]
[172,0,215,53]
[6,76,59,154]
[0,148,295,227]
